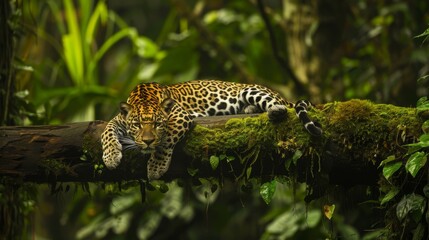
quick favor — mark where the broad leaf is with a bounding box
[323,204,336,220]
[209,155,219,170]
[417,97,429,109]
[260,180,277,205]
[292,150,303,165]
[396,194,426,222]
[421,120,429,133]
[417,97,429,116]
[226,156,235,163]
[246,167,252,179]
[379,155,396,168]
[187,167,198,176]
[382,161,402,180]
[405,134,429,149]
[380,188,399,205]
[405,152,427,177]
[158,183,169,193]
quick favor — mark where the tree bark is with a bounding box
[0,100,423,188]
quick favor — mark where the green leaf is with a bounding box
[323,204,335,220]
[46,1,66,34]
[379,155,396,168]
[405,152,427,177]
[418,74,429,83]
[85,1,108,44]
[417,97,429,115]
[415,28,429,44]
[421,120,429,133]
[76,214,107,239]
[135,36,159,58]
[413,223,425,240]
[187,167,198,176]
[405,133,429,149]
[380,188,399,205]
[62,35,81,84]
[13,58,33,72]
[226,156,235,163]
[418,134,429,145]
[246,167,252,179]
[423,184,429,198]
[87,28,138,82]
[260,180,277,205]
[417,97,428,108]
[158,183,169,193]
[305,210,322,228]
[292,150,303,165]
[382,161,402,180]
[415,28,429,38]
[284,158,292,170]
[274,176,288,184]
[209,155,219,170]
[154,36,198,76]
[396,194,426,223]
[63,0,84,85]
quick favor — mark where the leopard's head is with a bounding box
[119,97,176,153]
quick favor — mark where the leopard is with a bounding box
[101,80,322,180]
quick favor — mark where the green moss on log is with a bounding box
[184,99,422,173]
[184,114,277,160]
[184,108,319,169]
[323,99,421,165]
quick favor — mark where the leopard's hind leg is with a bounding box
[239,85,291,122]
[239,85,322,135]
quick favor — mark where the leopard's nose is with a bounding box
[143,138,155,145]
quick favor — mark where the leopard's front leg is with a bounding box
[101,116,126,169]
[147,101,193,180]
[147,147,174,180]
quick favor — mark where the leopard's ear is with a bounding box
[120,102,132,118]
[160,98,176,116]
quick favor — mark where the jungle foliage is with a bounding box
[2,0,429,239]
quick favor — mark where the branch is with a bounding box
[171,0,255,83]
[0,100,423,189]
[255,0,306,94]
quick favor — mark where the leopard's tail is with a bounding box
[294,100,322,136]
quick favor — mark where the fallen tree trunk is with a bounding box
[0,99,423,188]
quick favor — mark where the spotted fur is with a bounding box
[101,80,322,180]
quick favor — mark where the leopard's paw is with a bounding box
[147,152,171,180]
[268,104,287,122]
[147,169,163,181]
[102,144,122,169]
[243,105,259,114]
[147,161,169,180]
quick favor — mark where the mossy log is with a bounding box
[0,100,423,188]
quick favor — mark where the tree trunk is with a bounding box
[0,0,15,125]
[0,100,423,190]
